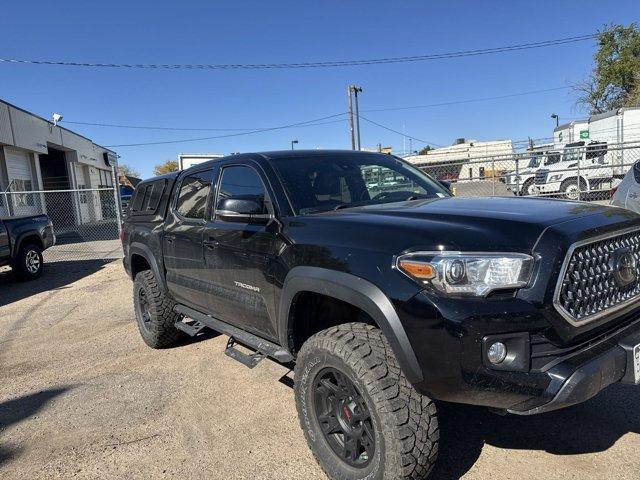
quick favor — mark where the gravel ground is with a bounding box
[1,261,640,479]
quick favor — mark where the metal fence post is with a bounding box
[111,165,123,236]
[491,157,496,196]
[515,157,520,196]
[577,148,582,201]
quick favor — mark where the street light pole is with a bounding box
[291,139,299,150]
[551,113,559,127]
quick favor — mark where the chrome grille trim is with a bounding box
[553,226,640,326]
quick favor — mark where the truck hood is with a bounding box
[311,197,639,253]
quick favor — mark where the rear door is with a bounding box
[162,168,217,311]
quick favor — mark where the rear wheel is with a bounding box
[13,243,43,281]
[295,323,439,480]
[133,270,184,348]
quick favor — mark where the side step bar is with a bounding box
[174,304,294,365]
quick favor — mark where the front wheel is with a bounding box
[561,178,586,200]
[294,323,439,480]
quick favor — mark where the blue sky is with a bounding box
[1,0,638,177]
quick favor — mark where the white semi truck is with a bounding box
[534,107,640,199]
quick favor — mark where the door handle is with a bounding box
[165,234,176,243]
[203,239,219,249]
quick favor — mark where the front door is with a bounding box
[202,164,280,340]
[0,222,9,259]
[163,169,216,311]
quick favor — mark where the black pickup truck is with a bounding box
[1,214,55,280]
[123,150,640,480]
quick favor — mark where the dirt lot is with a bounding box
[1,261,640,479]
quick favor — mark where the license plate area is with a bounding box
[619,335,640,384]
[633,344,640,384]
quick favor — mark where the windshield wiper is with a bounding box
[334,204,353,211]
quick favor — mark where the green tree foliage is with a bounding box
[417,145,433,155]
[153,160,179,176]
[575,23,640,114]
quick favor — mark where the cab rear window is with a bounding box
[130,180,167,215]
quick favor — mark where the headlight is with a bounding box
[548,174,562,182]
[396,251,534,297]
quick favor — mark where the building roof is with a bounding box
[0,98,116,155]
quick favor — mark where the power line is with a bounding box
[104,112,347,147]
[358,115,442,147]
[0,34,596,71]
[63,117,347,132]
[60,85,576,132]
[361,86,572,113]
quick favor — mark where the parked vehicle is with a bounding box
[534,141,619,199]
[611,160,640,213]
[503,150,561,195]
[123,150,640,479]
[0,214,55,280]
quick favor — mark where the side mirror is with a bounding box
[215,197,272,224]
[438,180,452,192]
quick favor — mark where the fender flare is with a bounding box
[278,266,423,384]
[14,230,44,257]
[128,242,167,292]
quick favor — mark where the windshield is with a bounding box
[269,154,450,214]
[527,153,542,169]
[562,147,582,163]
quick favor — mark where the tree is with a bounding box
[574,23,640,114]
[417,145,434,155]
[117,163,140,178]
[153,160,179,176]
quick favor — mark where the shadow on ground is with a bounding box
[430,383,640,479]
[0,387,70,466]
[0,260,111,307]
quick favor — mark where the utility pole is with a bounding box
[347,85,363,150]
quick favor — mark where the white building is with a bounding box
[553,119,589,147]
[178,153,224,170]
[0,99,117,221]
[405,139,514,182]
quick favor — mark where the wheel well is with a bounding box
[130,253,151,278]
[561,176,588,188]
[288,291,376,355]
[18,234,43,252]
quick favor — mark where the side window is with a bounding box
[176,170,214,219]
[216,166,268,213]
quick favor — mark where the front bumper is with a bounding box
[508,327,640,414]
[535,182,562,194]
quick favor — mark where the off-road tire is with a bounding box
[133,270,184,348]
[294,323,439,480]
[13,243,43,281]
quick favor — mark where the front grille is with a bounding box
[535,169,549,184]
[555,229,640,324]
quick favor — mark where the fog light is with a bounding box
[487,342,507,364]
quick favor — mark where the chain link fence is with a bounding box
[0,188,123,262]
[412,141,640,202]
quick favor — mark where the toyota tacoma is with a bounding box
[1,214,55,280]
[122,150,640,480]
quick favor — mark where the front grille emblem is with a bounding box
[614,248,637,287]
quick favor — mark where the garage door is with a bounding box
[5,147,38,216]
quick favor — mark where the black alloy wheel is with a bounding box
[313,367,375,468]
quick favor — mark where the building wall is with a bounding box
[406,140,514,182]
[0,99,117,221]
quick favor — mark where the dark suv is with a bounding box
[122,150,640,480]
